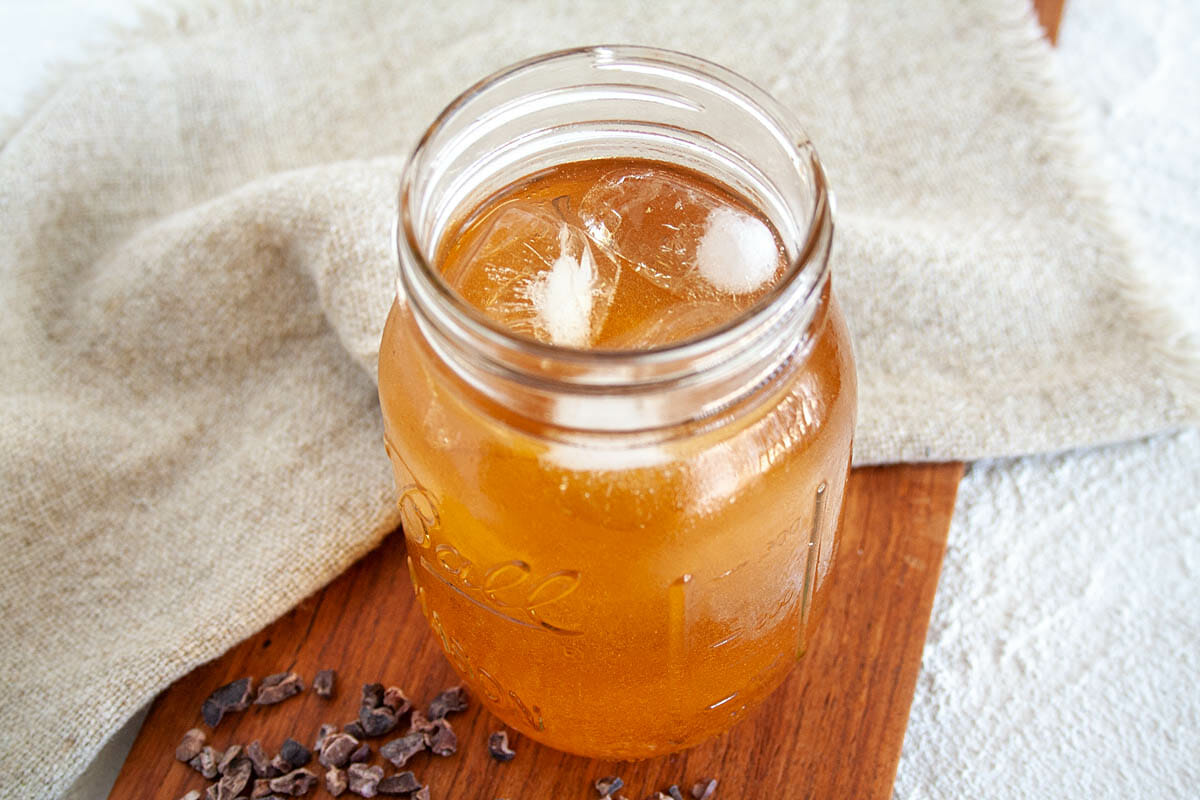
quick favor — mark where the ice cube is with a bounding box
[578,169,783,299]
[446,203,619,347]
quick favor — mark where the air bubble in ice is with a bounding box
[695,206,780,294]
[445,203,619,347]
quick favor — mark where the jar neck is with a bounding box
[399,192,831,436]
[395,46,834,435]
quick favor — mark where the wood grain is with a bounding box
[110,463,963,800]
[1035,0,1066,44]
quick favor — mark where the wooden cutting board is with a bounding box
[110,463,961,800]
[110,5,1062,797]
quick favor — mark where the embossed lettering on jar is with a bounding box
[379,46,856,759]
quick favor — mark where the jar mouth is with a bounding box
[396,45,832,428]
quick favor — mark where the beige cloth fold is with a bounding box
[0,0,1195,796]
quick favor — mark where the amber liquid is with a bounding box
[439,159,784,349]
[379,158,856,758]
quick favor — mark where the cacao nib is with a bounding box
[216,758,253,798]
[279,738,312,768]
[427,686,468,720]
[217,745,243,775]
[189,745,219,779]
[255,672,304,706]
[347,763,384,797]
[359,705,399,738]
[318,732,361,768]
[313,669,336,698]
[361,683,385,709]
[595,775,624,797]
[487,730,515,762]
[175,728,206,762]
[314,723,337,752]
[427,718,457,757]
[407,711,434,735]
[246,740,271,777]
[380,732,426,768]
[382,687,411,715]
[325,766,348,797]
[267,767,318,796]
[201,677,253,728]
[377,771,421,795]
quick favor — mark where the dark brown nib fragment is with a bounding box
[270,754,294,777]
[216,744,243,775]
[344,720,368,740]
[407,711,434,735]
[216,757,253,798]
[360,705,399,737]
[594,775,624,798]
[427,686,469,720]
[201,677,253,727]
[175,728,206,762]
[347,763,384,797]
[361,683,385,708]
[382,686,412,715]
[314,723,337,752]
[350,742,371,763]
[427,718,457,756]
[279,738,312,768]
[318,732,362,768]
[313,669,336,698]
[189,745,219,779]
[268,767,319,796]
[691,778,718,800]
[250,778,273,798]
[487,730,516,762]
[377,771,422,795]
[246,740,274,777]
[380,732,426,768]
[358,682,400,737]
[255,671,305,705]
[325,766,349,797]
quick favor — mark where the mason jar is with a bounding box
[379,45,856,759]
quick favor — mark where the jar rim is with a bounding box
[396,44,832,373]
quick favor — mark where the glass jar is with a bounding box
[380,46,855,759]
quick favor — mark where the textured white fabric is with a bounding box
[896,1,1200,796]
[0,1,1196,798]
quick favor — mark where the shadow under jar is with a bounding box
[380,46,856,760]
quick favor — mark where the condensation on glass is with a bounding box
[380,46,856,759]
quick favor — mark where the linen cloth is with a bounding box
[0,1,1196,797]
[896,1,1200,795]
